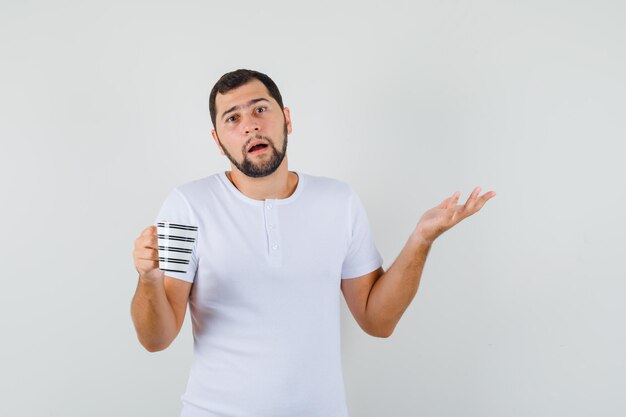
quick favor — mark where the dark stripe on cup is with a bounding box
[158,257,190,264]
[157,222,198,231]
[157,234,196,242]
[160,268,187,273]
[158,246,193,254]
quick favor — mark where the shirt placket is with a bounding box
[264,199,282,267]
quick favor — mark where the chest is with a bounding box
[192,200,349,302]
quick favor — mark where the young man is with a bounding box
[131,69,495,417]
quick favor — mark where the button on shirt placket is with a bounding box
[264,200,282,266]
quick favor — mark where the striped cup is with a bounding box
[156,221,198,274]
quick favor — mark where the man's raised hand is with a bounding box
[412,187,496,245]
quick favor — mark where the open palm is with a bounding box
[414,187,496,244]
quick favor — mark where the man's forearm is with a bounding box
[131,277,178,352]
[365,235,432,337]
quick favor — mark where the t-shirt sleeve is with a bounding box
[153,188,199,283]
[341,188,384,279]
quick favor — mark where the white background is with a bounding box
[1,1,624,416]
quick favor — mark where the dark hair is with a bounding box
[209,69,284,128]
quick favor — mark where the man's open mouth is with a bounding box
[248,143,269,153]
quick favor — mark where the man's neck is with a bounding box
[226,162,298,201]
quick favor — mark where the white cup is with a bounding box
[156,221,198,273]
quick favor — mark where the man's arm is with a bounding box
[341,237,430,338]
[131,276,192,352]
[131,225,192,352]
[342,187,495,338]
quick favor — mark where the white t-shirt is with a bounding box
[155,171,383,417]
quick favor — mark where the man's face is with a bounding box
[211,79,292,178]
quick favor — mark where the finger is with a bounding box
[465,191,496,215]
[139,248,159,261]
[437,196,452,208]
[450,187,477,221]
[146,234,159,249]
[135,259,160,274]
[469,186,481,203]
[475,191,497,210]
[450,191,461,208]
[463,186,482,212]
[141,225,156,236]
[134,253,158,263]
[447,192,461,215]
[438,191,462,212]
[135,233,158,251]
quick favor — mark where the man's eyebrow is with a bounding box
[221,98,270,120]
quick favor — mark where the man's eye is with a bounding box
[256,107,266,113]
[226,115,237,123]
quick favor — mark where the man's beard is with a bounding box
[217,122,288,178]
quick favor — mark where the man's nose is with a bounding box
[242,116,260,134]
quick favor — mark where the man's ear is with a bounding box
[211,129,225,156]
[283,107,293,135]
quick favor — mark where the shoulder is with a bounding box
[298,172,354,198]
[157,174,225,214]
[172,173,222,199]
